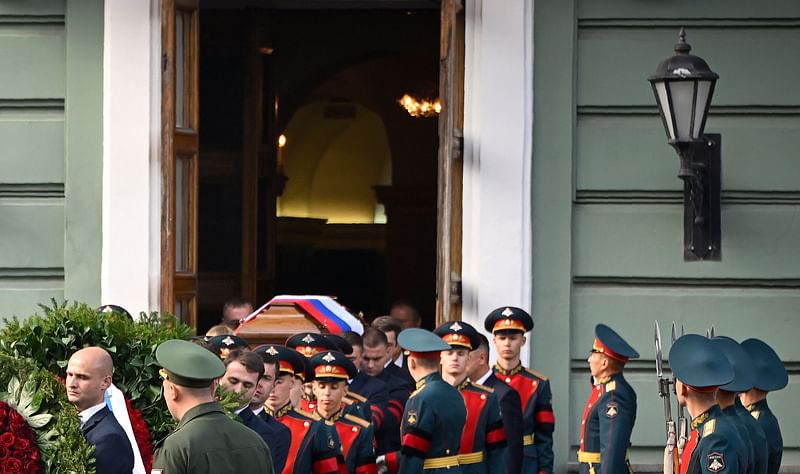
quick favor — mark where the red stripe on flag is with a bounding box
[402,433,432,454]
[535,410,555,424]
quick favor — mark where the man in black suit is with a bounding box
[219,349,282,469]
[467,332,524,474]
[66,347,134,474]
[249,348,291,473]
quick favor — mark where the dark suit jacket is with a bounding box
[483,372,524,474]
[254,407,291,473]
[82,406,134,474]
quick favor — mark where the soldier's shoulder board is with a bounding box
[347,391,368,403]
[297,408,321,421]
[525,367,549,381]
[344,413,371,428]
[605,381,616,392]
[469,382,495,393]
[751,410,761,420]
[702,419,716,437]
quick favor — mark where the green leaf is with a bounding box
[19,375,37,412]
[7,377,21,405]
[27,413,53,428]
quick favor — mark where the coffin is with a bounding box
[234,295,365,347]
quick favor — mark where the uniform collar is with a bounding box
[493,362,523,377]
[177,401,224,430]
[265,402,294,419]
[316,407,344,422]
[746,398,769,412]
[455,377,470,391]
[416,371,442,390]
[690,405,721,430]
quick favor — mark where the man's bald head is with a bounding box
[66,347,114,411]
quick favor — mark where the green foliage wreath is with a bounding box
[0,353,94,473]
[0,301,193,442]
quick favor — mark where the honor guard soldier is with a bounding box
[309,350,378,474]
[740,339,787,474]
[485,306,555,474]
[578,324,638,474]
[206,334,250,360]
[152,340,274,474]
[670,334,747,474]
[261,345,344,474]
[381,328,467,474]
[710,337,768,474]
[435,321,507,474]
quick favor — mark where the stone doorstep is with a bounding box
[566,462,800,473]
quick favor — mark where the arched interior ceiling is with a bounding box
[277,101,392,223]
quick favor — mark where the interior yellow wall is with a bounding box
[277,102,392,224]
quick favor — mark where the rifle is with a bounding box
[672,323,688,455]
[655,321,679,474]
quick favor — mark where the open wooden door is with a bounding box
[435,0,466,326]
[161,0,200,329]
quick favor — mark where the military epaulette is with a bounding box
[604,381,616,392]
[296,408,321,421]
[347,391,368,403]
[344,413,371,428]
[751,410,761,420]
[702,419,716,438]
[409,386,425,399]
[525,367,549,381]
[469,382,495,393]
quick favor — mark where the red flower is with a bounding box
[4,458,22,472]
[0,401,42,473]
[0,406,8,427]
[0,432,15,448]
[125,398,154,472]
[12,437,29,451]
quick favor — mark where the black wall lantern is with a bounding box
[649,28,721,261]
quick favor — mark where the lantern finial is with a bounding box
[675,27,691,55]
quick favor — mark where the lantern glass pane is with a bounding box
[654,82,675,140]
[692,80,713,139]
[668,80,696,141]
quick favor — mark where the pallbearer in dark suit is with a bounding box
[710,337,768,474]
[309,350,378,474]
[670,335,748,474]
[485,306,555,474]
[740,338,788,474]
[66,347,134,474]
[435,321,507,474]
[251,347,292,474]
[578,324,639,474]
[380,328,467,474]
[468,332,524,474]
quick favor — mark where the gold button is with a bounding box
[481,394,486,400]
[446,449,450,454]
[304,421,310,427]
[505,377,511,383]
[352,427,358,432]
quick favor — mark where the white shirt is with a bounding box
[79,401,107,428]
[252,406,265,417]
[392,354,403,368]
[473,368,492,386]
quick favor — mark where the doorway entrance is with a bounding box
[192,5,442,332]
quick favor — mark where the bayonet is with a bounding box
[709,325,716,338]
[671,322,689,454]
[656,321,678,474]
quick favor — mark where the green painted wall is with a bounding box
[533,0,800,471]
[0,0,103,320]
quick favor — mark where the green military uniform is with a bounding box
[383,328,467,474]
[152,401,274,474]
[150,339,274,474]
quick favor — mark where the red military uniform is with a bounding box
[270,404,343,474]
[457,380,507,473]
[485,306,556,474]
